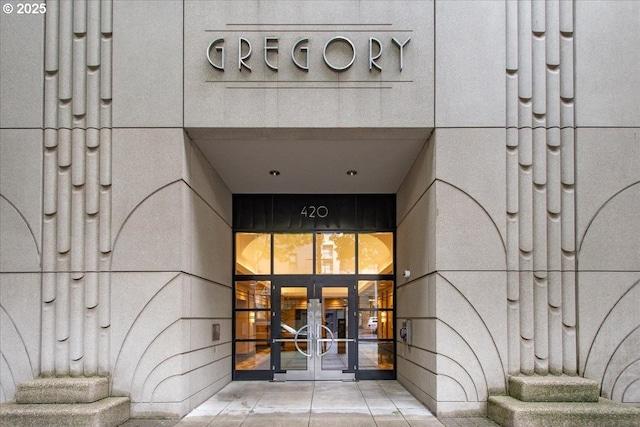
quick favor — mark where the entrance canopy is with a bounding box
[188,127,431,194]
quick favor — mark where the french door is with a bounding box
[273,279,356,381]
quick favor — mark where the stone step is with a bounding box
[508,375,600,402]
[0,397,130,427]
[16,377,109,404]
[488,395,640,427]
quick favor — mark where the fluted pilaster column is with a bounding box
[41,0,113,377]
[506,0,576,376]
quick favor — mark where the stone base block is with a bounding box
[508,375,600,402]
[0,397,130,427]
[488,396,640,427]
[16,377,109,404]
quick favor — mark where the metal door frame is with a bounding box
[272,278,356,381]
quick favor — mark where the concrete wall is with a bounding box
[109,1,233,417]
[1,0,638,419]
[0,8,44,403]
[396,128,508,416]
[396,0,639,416]
[1,0,234,419]
[184,0,434,129]
[573,3,639,405]
[108,130,232,417]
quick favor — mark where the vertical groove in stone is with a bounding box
[69,279,84,373]
[43,149,58,215]
[45,76,59,131]
[101,37,112,100]
[84,305,98,376]
[86,128,99,149]
[548,306,563,374]
[520,266,535,375]
[86,149,100,215]
[45,0,59,72]
[518,0,532,100]
[57,168,71,255]
[58,129,72,167]
[99,189,112,256]
[532,0,546,34]
[71,129,86,186]
[73,0,87,34]
[547,135,561,212]
[42,0,112,377]
[506,0,518,72]
[97,0,113,376]
[559,0,573,33]
[559,36,574,101]
[41,302,56,376]
[87,0,101,66]
[507,300,520,375]
[58,0,73,102]
[533,186,547,276]
[101,0,113,34]
[506,75,519,128]
[70,188,85,280]
[546,0,560,66]
[87,70,100,130]
[55,273,70,344]
[72,36,87,119]
[532,36,546,115]
[546,68,560,128]
[505,0,520,376]
[98,269,110,375]
[532,129,546,185]
[533,276,549,373]
[506,148,519,214]
[100,130,111,186]
[518,166,533,253]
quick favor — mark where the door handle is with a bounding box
[316,324,335,356]
[294,325,312,357]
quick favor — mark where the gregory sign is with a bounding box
[206,35,411,72]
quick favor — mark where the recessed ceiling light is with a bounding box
[269,170,280,176]
[346,170,357,176]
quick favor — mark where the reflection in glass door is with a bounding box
[273,282,355,381]
[275,286,310,378]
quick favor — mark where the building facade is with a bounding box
[0,0,638,419]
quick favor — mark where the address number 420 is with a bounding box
[300,205,328,218]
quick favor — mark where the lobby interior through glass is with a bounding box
[234,230,395,381]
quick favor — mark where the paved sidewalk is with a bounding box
[119,381,499,426]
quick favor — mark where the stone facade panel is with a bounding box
[435,0,505,127]
[578,272,640,403]
[0,11,43,128]
[0,274,41,402]
[112,0,183,127]
[576,128,640,248]
[575,1,640,127]
[184,0,434,129]
[433,128,507,242]
[435,182,506,271]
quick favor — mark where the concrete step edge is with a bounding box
[508,375,600,402]
[16,377,109,404]
[0,397,130,427]
[488,396,640,427]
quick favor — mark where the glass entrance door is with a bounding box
[273,281,356,381]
